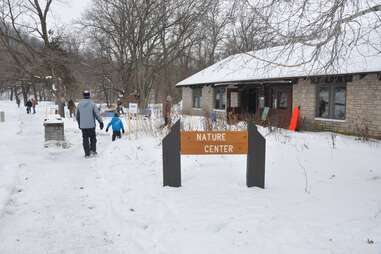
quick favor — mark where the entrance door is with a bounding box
[241,88,257,115]
[248,89,257,114]
[268,86,293,128]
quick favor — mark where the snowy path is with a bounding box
[0,101,380,254]
[0,103,117,253]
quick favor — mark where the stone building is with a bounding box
[176,44,381,138]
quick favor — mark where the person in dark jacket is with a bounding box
[31,97,37,114]
[76,91,104,157]
[106,112,125,141]
[116,98,124,115]
[16,97,21,108]
[25,99,32,114]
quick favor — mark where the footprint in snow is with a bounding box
[18,163,27,168]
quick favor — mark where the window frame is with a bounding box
[214,87,226,110]
[277,90,289,109]
[192,87,202,109]
[315,83,347,120]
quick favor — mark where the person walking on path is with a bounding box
[25,99,32,114]
[68,99,76,118]
[106,112,125,141]
[163,95,172,127]
[31,98,37,114]
[76,91,104,157]
[16,97,21,108]
[116,98,124,115]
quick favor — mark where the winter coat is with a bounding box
[76,99,103,129]
[68,100,76,110]
[106,117,125,132]
[26,100,32,107]
[163,101,171,117]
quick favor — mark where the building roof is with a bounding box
[176,43,381,86]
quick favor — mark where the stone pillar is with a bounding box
[44,116,65,142]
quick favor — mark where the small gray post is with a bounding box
[0,111,4,122]
[247,122,266,188]
[44,117,65,142]
[162,120,181,187]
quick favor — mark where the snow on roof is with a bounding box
[176,43,381,86]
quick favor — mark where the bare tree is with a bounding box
[81,0,213,106]
[243,0,381,69]
[0,0,78,116]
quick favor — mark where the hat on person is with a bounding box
[114,112,120,117]
[166,95,172,102]
[83,90,90,99]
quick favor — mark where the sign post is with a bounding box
[247,123,265,188]
[162,120,181,187]
[162,120,265,188]
[129,103,138,114]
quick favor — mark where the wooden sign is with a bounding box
[181,131,248,155]
[163,120,266,188]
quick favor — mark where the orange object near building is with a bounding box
[289,106,300,131]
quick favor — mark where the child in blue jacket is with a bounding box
[106,112,125,141]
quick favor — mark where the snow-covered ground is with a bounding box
[0,100,380,254]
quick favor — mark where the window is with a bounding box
[192,87,202,108]
[316,84,346,120]
[278,91,288,109]
[214,87,226,110]
[267,87,290,109]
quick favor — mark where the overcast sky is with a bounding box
[50,0,92,26]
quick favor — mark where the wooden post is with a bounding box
[162,120,181,187]
[135,114,139,139]
[246,122,266,188]
[127,113,131,140]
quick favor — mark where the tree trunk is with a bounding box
[58,99,65,117]
[57,79,66,118]
[42,87,47,101]
[15,87,21,106]
[32,83,38,103]
[38,89,43,102]
[21,84,30,105]
[10,88,13,101]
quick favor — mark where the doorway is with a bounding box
[241,88,257,114]
[265,85,293,128]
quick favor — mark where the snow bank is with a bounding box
[0,100,380,254]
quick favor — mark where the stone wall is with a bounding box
[181,86,227,117]
[201,85,214,113]
[293,73,381,138]
[182,87,192,114]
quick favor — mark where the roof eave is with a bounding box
[176,70,381,87]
